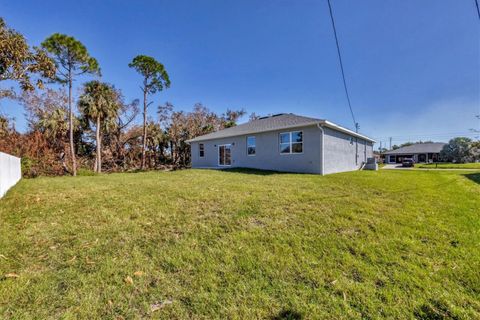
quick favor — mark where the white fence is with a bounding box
[0,152,21,198]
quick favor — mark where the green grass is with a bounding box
[1,169,479,319]
[416,162,480,170]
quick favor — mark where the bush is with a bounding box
[440,137,474,163]
[0,131,66,178]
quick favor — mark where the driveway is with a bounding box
[382,164,480,171]
[382,164,412,170]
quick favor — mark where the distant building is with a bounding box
[187,113,375,175]
[383,142,446,164]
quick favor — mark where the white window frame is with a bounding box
[279,131,303,155]
[247,136,256,156]
[218,144,232,166]
[199,143,205,158]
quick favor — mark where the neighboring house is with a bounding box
[383,142,447,164]
[186,113,375,175]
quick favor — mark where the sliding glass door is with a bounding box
[218,144,232,166]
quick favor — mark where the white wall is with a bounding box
[323,127,374,174]
[0,152,21,198]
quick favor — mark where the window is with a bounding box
[389,155,395,163]
[199,143,205,157]
[247,136,256,155]
[280,131,303,154]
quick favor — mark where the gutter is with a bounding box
[320,120,376,143]
[317,123,325,175]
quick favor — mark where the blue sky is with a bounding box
[1,0,479,148]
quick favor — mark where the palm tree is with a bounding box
[37,108,69,142]
[78,81,120,173]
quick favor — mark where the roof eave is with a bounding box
[186,119,376,144]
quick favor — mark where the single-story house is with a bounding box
[186,113,375,175]
[383,142,447,164]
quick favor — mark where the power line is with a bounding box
[475,0,480,20]
[326,0,358,132]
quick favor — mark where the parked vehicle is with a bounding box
[402,158,415,167]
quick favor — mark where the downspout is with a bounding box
[317,123,325,175]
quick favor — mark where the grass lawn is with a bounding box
[416,162,480,170]
[1,169,479,319]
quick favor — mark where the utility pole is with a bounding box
[389,137,392,150]
[471,114,480,140]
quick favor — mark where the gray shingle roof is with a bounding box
[383,142,446,155]
[186,113,375,143]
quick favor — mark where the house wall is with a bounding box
[323,127,373,174]
[0,152,21,198]
[191,125,322,174]
[191,125,375,175]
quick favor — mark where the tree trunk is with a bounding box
[141,88,147,170]
[96,116,101,173]
[68,71,77,176]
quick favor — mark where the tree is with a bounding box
[222,108,246,128]
[20,88,73,172]
[21,88,69,142]
[0,18,55,98]
[129,55,170,170]
[249,112,260,121]
[42,33,100,176]
[104,98,139,171]
[471,141,480,162]
[78,81,120,173]
[162,103,246,166]
[390,141,434,151]
[399,142,414,148]
[0,114,11,135]
[440,137,473,163]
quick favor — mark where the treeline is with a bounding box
[0,17,245,177]
[439,137,480,163]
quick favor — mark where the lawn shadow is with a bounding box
[221,168,288,176]
[464,173,480,185]
[413,299,461,320]
[270,309,303,320]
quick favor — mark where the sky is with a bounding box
[1,0,479,148]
